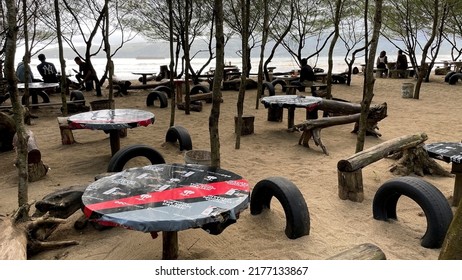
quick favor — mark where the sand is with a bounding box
[0,73,460,260]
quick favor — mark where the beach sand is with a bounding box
[0,73,460,260]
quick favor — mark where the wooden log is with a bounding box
[28,161,49,182]
[338,169,364,202]
[337,133,428,172]
[57,117,75,145]
[327,243,386,260]
[267,106,283,122]
[234,115,255,135]
[190,92,212,103]
[0,216,28,260]
[177,102,202,112]
[0,111,16,152]
[13,130,41,164]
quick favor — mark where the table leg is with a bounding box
[451,163,462,207]
[288,107,295,129]
[141,75,147,85]
[109,130,121,156]
[162,231,179,260]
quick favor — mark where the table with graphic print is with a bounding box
[82,163,250,259]
[261,95,323,129]
[424,142,462,206]
[68,109,155,155]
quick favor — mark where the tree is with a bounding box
[325,0,344,99]
[356,0,383,153]
[209,0,225,167]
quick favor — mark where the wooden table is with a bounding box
[132,72,156,85]
[82,163,250,259]
[68,109,155,155]
[261,95,323,129]
[17,82,59,105]
[424,142,462,206]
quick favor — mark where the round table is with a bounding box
[17,82,60,105]
[68,109,155,155]
[261,95,323,128]
[424,142,462,206]
[82,163,250,259]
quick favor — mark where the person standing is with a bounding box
[74,56,102,96]
[37,54,59,83]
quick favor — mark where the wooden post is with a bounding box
[234,115,255,135]
[162,231,178,260]
[57,117,75,145]
[267,107,283,122]
[338,169,364,202]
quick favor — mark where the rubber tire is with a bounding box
[146,91,168,108]
[448,73,462,85]
[190,84,210,95]
[262,81,275,96]
[21,91,50,105]
[271,79,287,92]
[372,176,453,249]
[152,85,172,98]
[165,125,193,151]
[107,144,166,172]
[444,71,456,83]
[250,176,310,239]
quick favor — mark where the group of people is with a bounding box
[15,55,102,96]
[376,49,409,78]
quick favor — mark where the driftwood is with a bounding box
[291,104,387,155]
[1,207,79,259]
[327,243,386,260]
[177,101,203,112]
[0,111,16,152]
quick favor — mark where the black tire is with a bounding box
[152,85,172,98]
[250,176,310,239]
[190,84,210,95]
[107,144,166,172]
[448,73,462,85]
[146,91,168,108]
[271,79,287,92]
[372,176,453,249]
[444,71,456,83]
[165,125,193,151]
[262,81,275,96]
[21,90,50,105]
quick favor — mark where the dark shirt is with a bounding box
[396,54,408,70]
[37,61,59,83]
[300,65,315,83]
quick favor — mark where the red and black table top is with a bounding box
[424,142,462,164]
[68,109,155,130]
[82,163,250,233]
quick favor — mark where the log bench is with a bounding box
[337,133,430,202]
[290,102,388,155]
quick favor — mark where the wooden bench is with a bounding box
[337,133,433,202]
[373,68,388,78]
[388,69,410,78]
[57,117,127,145]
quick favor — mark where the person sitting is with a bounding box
[376,51,388,77]
[16,56,42,83]
[290,58,315,92]
[395,50,409,78]
[74,56,102,96]
[37,54,59,83]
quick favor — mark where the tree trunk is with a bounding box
[209,0,224,168]
[439,200,462,259]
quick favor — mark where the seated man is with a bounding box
[290,58,315,92]
[37,54,59,83]
[16,56,42,83]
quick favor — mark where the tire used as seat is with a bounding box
[372,176,453,249]
[107,144,166,172]
[165,125,193,151]
[250,176,310,239]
